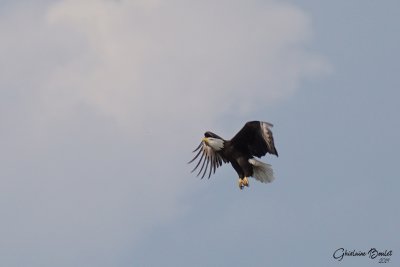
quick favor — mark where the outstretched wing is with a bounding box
[188,141,226,179]
[230,121,278,157]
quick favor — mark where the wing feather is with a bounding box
[230,121,278,158]
[190,151,204,173]
[192,142,203,153]
[201,156,210,179]
[197,153,207,177]
[188,147,202,164]
[189,140,226,179]
[208,154,214,179]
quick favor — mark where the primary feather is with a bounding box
[188,140,225,179]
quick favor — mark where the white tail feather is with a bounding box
[248,158,275,183]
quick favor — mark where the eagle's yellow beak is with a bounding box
[202,137,209,144]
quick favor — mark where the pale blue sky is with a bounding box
[0,1,399,267]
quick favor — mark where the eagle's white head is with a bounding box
[202,137,224,151]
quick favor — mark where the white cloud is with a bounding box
[0,0,329,266]
[4,0,329,130]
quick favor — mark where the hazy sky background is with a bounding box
[1,0,399,266]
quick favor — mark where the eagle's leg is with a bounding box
[238,177,250,190]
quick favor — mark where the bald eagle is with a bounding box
[189,121,278,189]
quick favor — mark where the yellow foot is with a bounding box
[238,179,244,190]
[238,177,250,190]
[242,177,249,187]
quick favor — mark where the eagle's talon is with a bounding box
[238,179,244,190]
[238,178,249,190]
[242,177,249,187]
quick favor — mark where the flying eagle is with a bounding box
[189,121,278,189]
